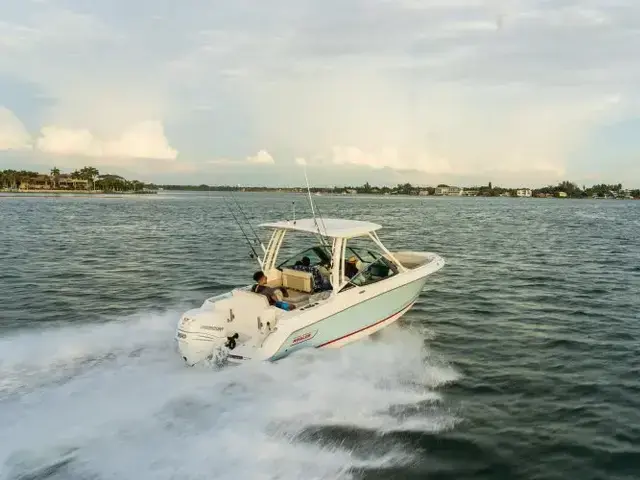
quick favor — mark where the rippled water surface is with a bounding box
[1,193,639,480]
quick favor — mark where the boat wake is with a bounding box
[0,310,460,480]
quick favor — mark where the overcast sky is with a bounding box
[1,0,639,187]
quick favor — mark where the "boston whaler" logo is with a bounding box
[291,330,318,346]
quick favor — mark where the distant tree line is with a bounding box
[162,181,639,198]
[161,184,236,191]
[3,168,638,198]
[0,170,41,189]
[1,166,157,193]
[533,181,638,198]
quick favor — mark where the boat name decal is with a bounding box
[292,330,317,345]
[202,325,224,331]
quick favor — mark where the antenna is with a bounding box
[292,201,296,224]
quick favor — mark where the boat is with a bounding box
[175,214,445,366]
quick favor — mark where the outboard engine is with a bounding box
[175,289,278,366]
[175,307,232,366]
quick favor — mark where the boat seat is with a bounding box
[227,290,277,332]
[282,290,309,306]
[281,268,314,293]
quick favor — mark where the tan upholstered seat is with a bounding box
[281,268,314,293]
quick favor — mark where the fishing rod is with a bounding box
[313,193,329,239]
[223,195,263,267]
[229,190,266,254]
[302,163,330,248]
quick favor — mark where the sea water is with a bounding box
[0,193,638,479]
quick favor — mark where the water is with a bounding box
[0,193,638,480]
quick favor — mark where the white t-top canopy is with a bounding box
[259,217,382,238]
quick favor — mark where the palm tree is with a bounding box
[50,167,60,189]
[4,170,18,190]
[79,166,100,190]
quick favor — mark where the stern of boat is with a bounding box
[175,289,281,366]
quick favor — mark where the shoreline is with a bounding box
[148,189,640,200]
[0,190,157,197]
[2,190,637,200]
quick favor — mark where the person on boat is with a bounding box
[294,256,331,291]
[251,271,296,311]
[344,256,359,278]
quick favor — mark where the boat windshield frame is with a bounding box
[261,222,407,294]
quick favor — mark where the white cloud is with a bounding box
[36,121,178,160]
[246,150,275,164]
[206,158,235,166]
[1,0,640,185]
[206,150,276,166]
[329,146,455,175]
[0,107,32,151]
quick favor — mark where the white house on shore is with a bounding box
[434,186,463,196]
[516,188,532,197]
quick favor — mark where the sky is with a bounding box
[0,0,639,187]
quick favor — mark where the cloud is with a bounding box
[1,0,640,186]
[246,149,275,164]
[0,107,32,151]
[307,144,563,179]
[329,146,452,174]
[206,150,276,166]
[36,121,178,160]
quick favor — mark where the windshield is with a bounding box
[342,256,399,290]
[277,245,332,270]
[345,246,384,268]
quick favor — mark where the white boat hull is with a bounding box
[315,299,416,350]
[175,251,444,366]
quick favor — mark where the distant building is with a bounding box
[418,190,430,196]
[516,188,532,197]
[557,191,568,198]
[58,175,90,190]
[462,189,479,197]
[434,186,462,196]
[19,175,52,190]
[17,173,90,191]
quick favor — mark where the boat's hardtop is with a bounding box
[259,217,382,239]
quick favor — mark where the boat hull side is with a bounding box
[269,275,427,361]
[317,300,416,349]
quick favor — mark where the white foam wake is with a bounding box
[0,311,459,480]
